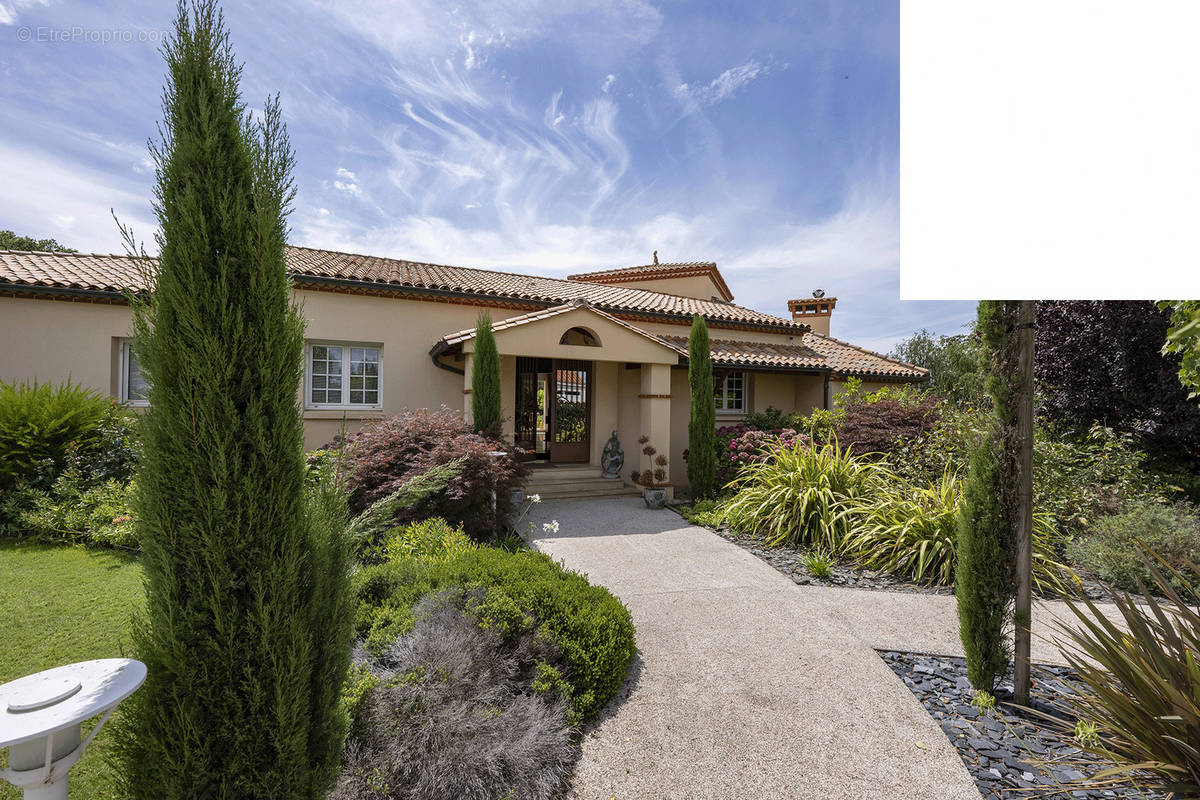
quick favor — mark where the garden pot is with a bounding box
[642,487,668,509]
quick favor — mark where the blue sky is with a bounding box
[0,0,974,353]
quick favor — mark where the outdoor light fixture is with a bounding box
[0,659,146,800]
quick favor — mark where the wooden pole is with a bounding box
[1013,300,1035,705]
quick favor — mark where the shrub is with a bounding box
[742,405,801,431]
[834,390,943,456]
[1056,550,1200,796]
[470,314,502,435]
[687,315,717,500]
[333,592,575,800]
[378,518,476,565]
[0,379,119,493]
[346,460,465,560]
[345,408,527,540]
[723,438,874,551]
[1034,424,1168,536]
[355,546,636,724]
[714,425,808,487]
[680,498,727,528]
[1067,500,1200,594]
[844,468,1072,591]
[10,469,137,549]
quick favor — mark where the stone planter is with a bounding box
[642,487,668,509]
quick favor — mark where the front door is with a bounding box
[550,359,591,463]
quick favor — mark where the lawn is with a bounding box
[0,541,142,799]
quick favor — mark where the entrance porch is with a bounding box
[441,301,684,494]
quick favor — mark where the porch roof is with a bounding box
[432,300,685,364]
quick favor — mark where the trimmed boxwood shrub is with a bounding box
[355,546,636,724]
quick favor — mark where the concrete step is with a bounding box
[528,483,640,501]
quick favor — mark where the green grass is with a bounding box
[0,541,142,799]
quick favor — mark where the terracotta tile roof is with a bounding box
[566,260,733,302]
[658,333,928,381]
[0,246,796,331]
[437,300,685,355]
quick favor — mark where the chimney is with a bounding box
[788,291,836,336]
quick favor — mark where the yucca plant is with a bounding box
[1055,550,1200,796]
[723,437,872,551]
[842,467,963,585]
[843,467,1074,591]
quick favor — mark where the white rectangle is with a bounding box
[902,1,1200,299]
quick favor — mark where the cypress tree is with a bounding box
[956,300,1021,691]
[688,314,717,499]
[115,2,351,797]
[472,313,502,434]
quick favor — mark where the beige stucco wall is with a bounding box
[0,297,134,396]
[0,290,888,485]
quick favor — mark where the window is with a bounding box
[307,343,381,408]
[715,371,746,413]
[119,339,149,406]
[559,326,600,346]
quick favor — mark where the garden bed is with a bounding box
[703,521,1112,599]
[879,650,1163,800]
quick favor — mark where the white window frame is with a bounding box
[715,370,747,414]
[305,341,383,410]
[118,338,149,407]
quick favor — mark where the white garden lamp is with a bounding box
[0,659,146,800]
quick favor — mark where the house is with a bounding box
[0,246,926,492]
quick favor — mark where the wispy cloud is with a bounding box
[332,167,362,197]
[0,0,49,26]
[601,73,616,93]
[675,59,779,110]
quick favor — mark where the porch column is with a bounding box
[639,362,673,499]
[462,352,473,425]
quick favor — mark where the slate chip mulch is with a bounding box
[879,650,1163,800]
[707,524,1111,599]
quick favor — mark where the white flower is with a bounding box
[529,494,542,504]
[542,520,560,534]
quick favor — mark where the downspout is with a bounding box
[429,342,466,375]
[823,370,831,411]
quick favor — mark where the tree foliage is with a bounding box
[1162,300,1200,401]
[471,313,502,435]
[955,301,1020,691]
[114,3,351,796]
[890,327,983,405]
[687,314,716,499]
[1035,301,1200,457]
[0,229,77,252]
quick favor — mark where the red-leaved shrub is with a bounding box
[343,408,527,539]
[834,394,943,456]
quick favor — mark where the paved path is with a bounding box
[529,497,987,800]
[529,498,1122,799]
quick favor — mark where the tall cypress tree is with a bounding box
[956,300,1021,691]
[472,313,502,434]
[115,3,351,797]
[688,314,716,499]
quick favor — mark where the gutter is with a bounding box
[0,283,129,302]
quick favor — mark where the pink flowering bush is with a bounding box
[715,425,810,487]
